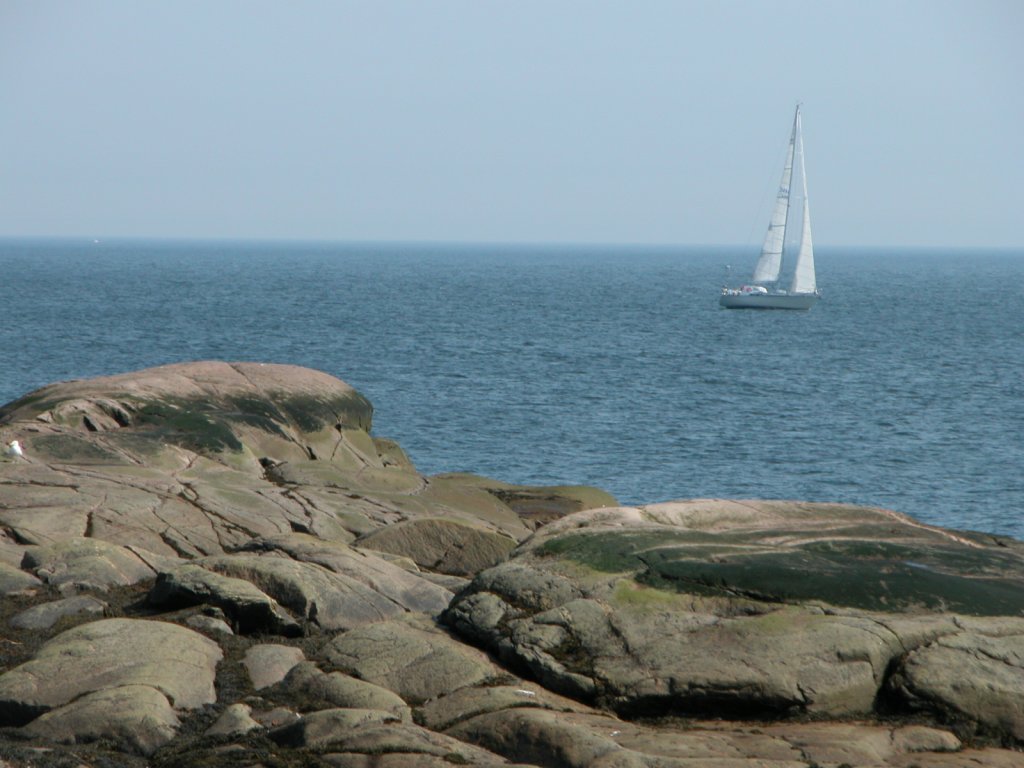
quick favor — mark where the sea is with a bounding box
[1,238,1022,540]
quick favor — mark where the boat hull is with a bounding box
[719,292,818,310]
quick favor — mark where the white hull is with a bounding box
[719,292,818,310]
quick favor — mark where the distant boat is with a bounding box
[720,104,818,310]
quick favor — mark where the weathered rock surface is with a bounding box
[444,501,1024,733]
[0,617,221,754]
[8,594,107,630]
[320,613,505,704]
[1,362,1021,767]
[275,661,412,721]
[892,629,1024,741]
[243,643,306,690]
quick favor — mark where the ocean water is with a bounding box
[1,238,1022,539]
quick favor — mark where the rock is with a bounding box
[20,537,157,591]
[243,643,306,690]
[0,361,373,464]
[418,684,590,732]
[890,724,962,753]
[320,613,503,705]
[201,552,410,631]
[3,363,1023,765]
[250,706,301,729]
[893,629,1024,740]
[204,703,261,738]
[270,707,403,749]
[0,561,42,595]
[444,501,1024,730]
[438,473,618,530]
[8,595,107,630]
[277,661,411,721]
[357,517,518,576]
[185,613,234,635]
[445,708,629,768]
[240,533,453,615]
[148,562,301,636]
[319,722,518,767]
[0,618,221,726]
[20,684,180,756]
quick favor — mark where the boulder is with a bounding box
[201,552,410,631]
[318,722,519,767]
[0,561,42,595]
[0,618,221,725]
[269,707,403,749]
[277,661,411,721]
[8,595,107,630]
[243,643,306,690]
[148,562,301,635]
[320,613,503,705]
[204,702,261,738]
[20,684,180,756]
[892,629,1024,740]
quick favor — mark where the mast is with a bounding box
[751,106,799,285]
[789,105,816,294]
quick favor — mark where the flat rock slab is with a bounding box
[241,533,454,615]
[21,537,157,591]
[201,552,409,631]
[320,614,503,705]
[357,517,518,576]
[0,617,222,725]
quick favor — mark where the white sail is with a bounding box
[751,110,797,285]
[719,103,819,310]
[789,108,816,295]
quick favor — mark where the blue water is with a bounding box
[2,238,1022,539]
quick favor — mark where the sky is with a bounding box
[1,1,1021,247]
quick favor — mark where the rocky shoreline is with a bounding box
[0,361,1021,767]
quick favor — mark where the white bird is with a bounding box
[5,440,23,458]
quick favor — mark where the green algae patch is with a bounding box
[28,433,128,463]
[611,578,695,612]
[536,526,1024,616]
[536,530,681,574]
[644,547,1024,616]
[273,391,373,433]
[134,401,244,454]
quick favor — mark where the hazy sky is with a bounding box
[1,1,1021,247]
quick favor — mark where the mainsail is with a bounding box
[751,109,797,285]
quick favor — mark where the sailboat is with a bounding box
[720,104,819,310]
